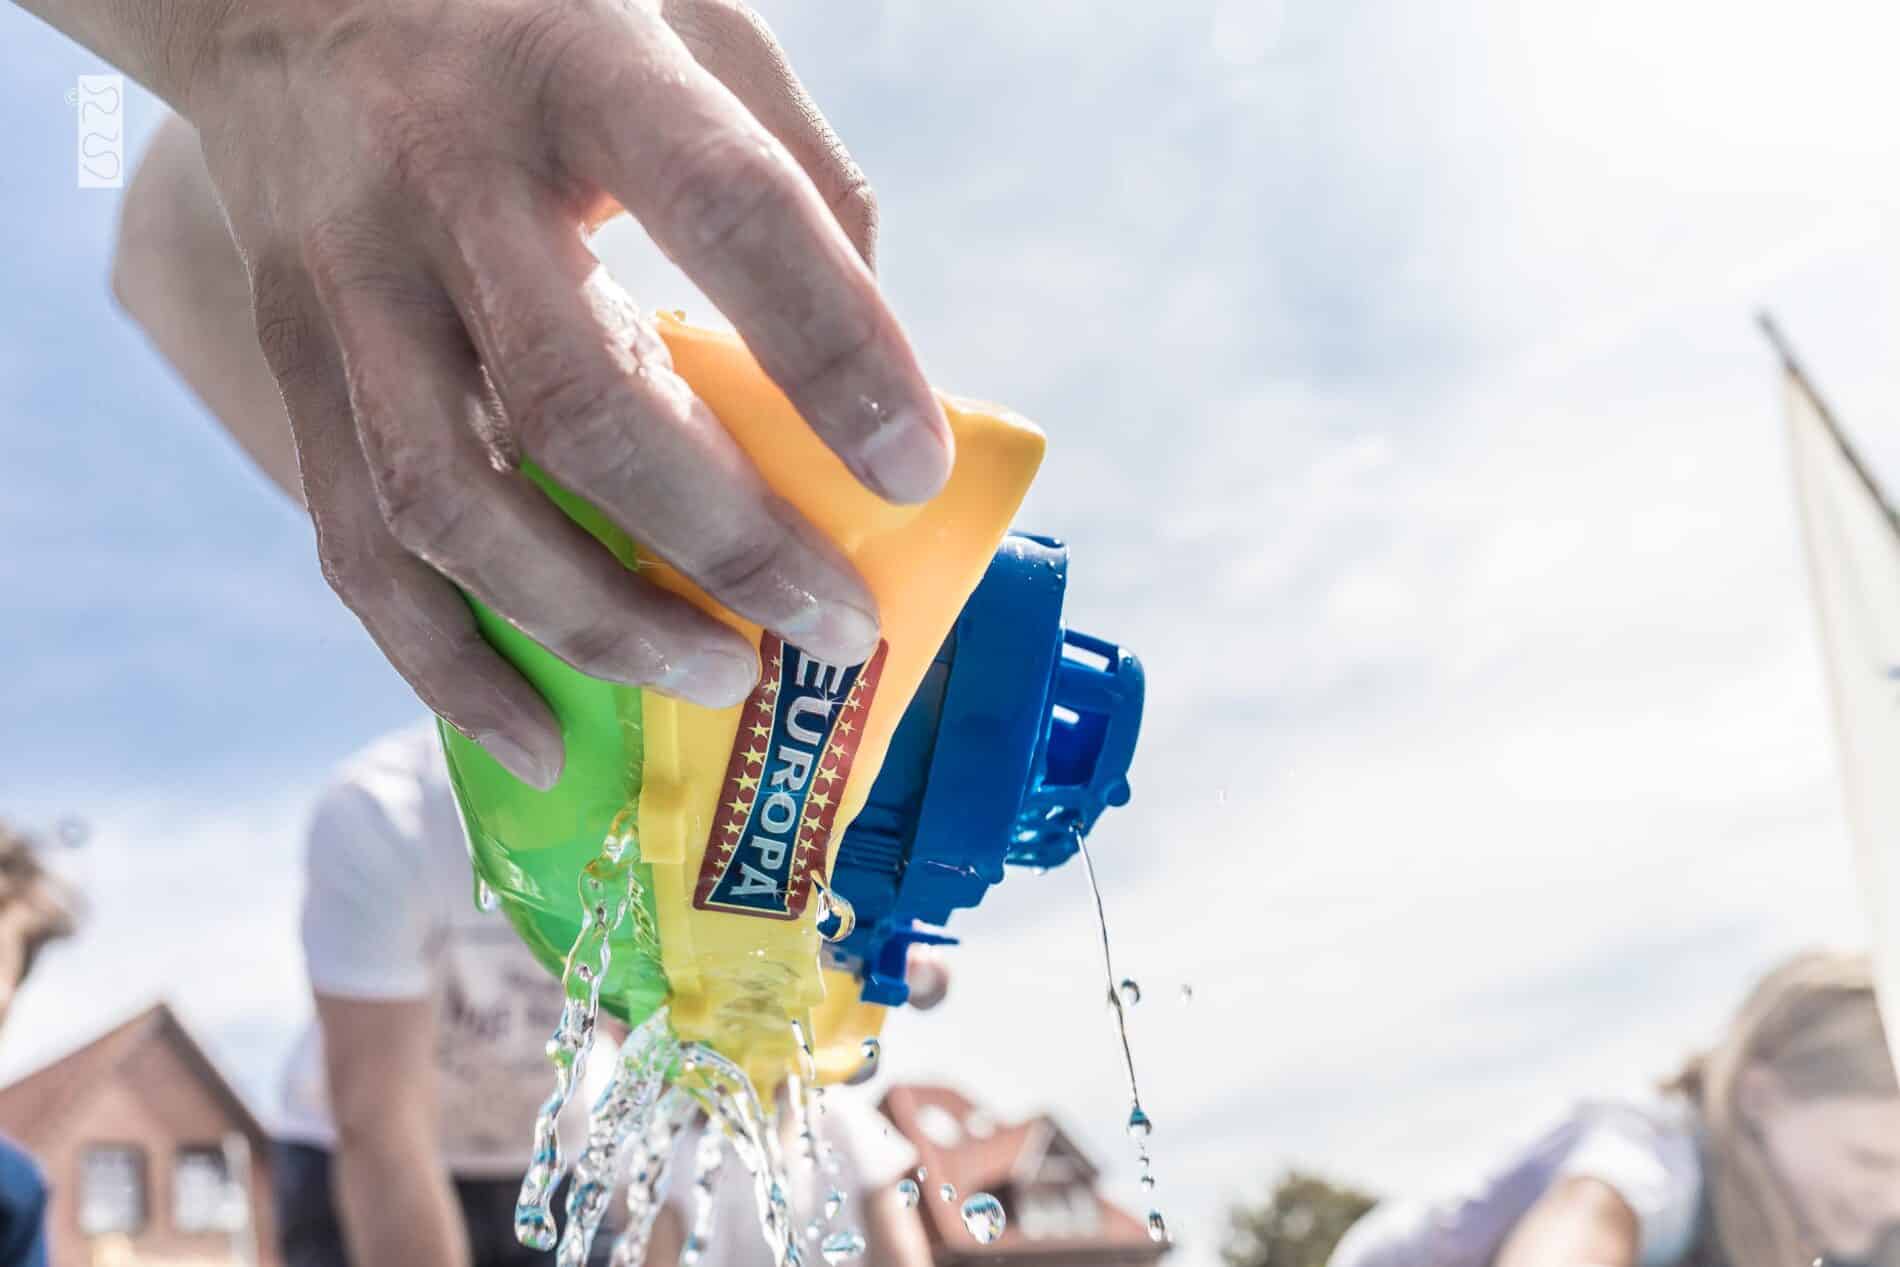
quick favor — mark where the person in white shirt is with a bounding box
[1328,951,1900,1267]
[274,719,628,1267]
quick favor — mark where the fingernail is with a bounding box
[858,403,953,503]
[667,650,760,709]
[476,730,562,791]
[779,599,881,666]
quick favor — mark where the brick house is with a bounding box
[0,1003,277,1267]
[880,1084,1170,1266]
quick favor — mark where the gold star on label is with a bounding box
[744,746,766,765]
[726,796,749,816]
[723,822,741,838]
[737,772,759,792]
[813,767,836,788]
[836,719,855,734]
[809,789,833,811]
[749,721,770,739]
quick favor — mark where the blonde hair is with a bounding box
[1668,951,1898,1267]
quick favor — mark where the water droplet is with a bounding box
[813,879,857,942]
[960,1194,1006,1244]
[804,1218,824,1244]
[1140,1173,1156,1190]
[475,877,499,912]
[1127,1105,1153,1139]
[821,1230,867,1264]
[916,1166,927,1181]
[1147,1210,1169,1244]
[860,1037,881,1070]
[1179,983,1194,1006]
[1118,978,1142,1006]
[682,1233,707,1264]
[824,1188,846,1221]
[938,1183,957,1204]
[896,1179,920,1209]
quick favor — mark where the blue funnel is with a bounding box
[828,532,1145,1005]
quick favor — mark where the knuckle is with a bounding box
[248,256,321,385]
[781,315,880,401]
[315,535,363,604]
[485,6,598,117]
[693,528,790,601]
[559,618,662,682]
[512,360,630,459]
[311,514,388,614]
[299,213,402,303]
[656,131,796,262]
[374,457,473,559]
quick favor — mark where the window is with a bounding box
[1018,1186,1100,1240]
[174,1145,240,1232]
[79,1145,147,1235]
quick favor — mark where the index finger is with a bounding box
[544,5,953,504]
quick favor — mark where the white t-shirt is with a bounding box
[1327,1095,1705,1267]
[659,1089,917,1267]
[277,720,598,1177]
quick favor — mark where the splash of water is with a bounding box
[605,1087,692,1267]
[1072,823,1166,1234]
[555,1015,680,1266]
[685,1124,728,1262]
[812,877,856,942]
[820,1229,866,1263]
[513,850,639,1250]
[960,1193,1006,1244]
[895,1178,920,1208]
[515,813,867,1267]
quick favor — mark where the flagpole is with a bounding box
[1757,311,1900,537]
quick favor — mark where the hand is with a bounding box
[173,0,952,787]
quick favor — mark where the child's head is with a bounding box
[0,820,81,982]
[1692,951,1900,1265]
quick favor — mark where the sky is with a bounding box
[6,2,1900,1265]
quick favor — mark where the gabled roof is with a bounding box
[0,1001,268,1149]
[879,1083,1166,1262]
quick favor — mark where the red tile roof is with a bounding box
[0,1001,267,1150]
[878,1084,1167,1265]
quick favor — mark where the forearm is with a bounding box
[1495,1178,1640,1267]
[114,113,303,503]
[12,0,218,109]
[333,1129,471,1267]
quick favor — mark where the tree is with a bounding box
[1222,1170,1378,1267]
